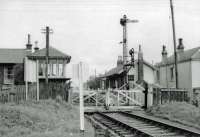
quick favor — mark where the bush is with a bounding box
[147,102,200,129]
[0,100,93,137]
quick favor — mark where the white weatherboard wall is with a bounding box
[192,61,200,88]
[128,64,155,107]
[128,64,155,83]
[178,62,192,90]
[25,58,37,82]
[128,67,136,80]
[143,65,155,84]
[158,62,191,89]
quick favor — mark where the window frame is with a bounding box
[128,75,134,81]
[4,66,14,84]
[170,67,174,81]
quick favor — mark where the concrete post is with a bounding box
[36,60,39,101]
[24,57,28,101]
[79,62,84,132]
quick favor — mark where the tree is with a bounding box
[86,77,101,90]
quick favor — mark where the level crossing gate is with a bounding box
[72,83,146,111]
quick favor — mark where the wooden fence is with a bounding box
[0,83,37,103]
[39,82,69,101]
[153,88,188,105]
[0,82,70,103]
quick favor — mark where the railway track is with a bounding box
[87,112,200,137]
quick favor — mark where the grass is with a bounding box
[0,98,94,137]
[147,102,200,130]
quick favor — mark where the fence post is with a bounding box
[160,90,162,104]
[25,57,28,101]
[68,88,72,104]
[36,60,39,101]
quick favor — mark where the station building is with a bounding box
[100,46,156,90]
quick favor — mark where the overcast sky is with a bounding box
[0,0,200,76]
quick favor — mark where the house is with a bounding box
[0,48,27,89]
[100,45,156,89]
[0,34,71,98]
[155,38,200,100]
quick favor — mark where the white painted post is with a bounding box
[148,86,153,107]
[36,60,39,101]
[24,57,28,101]
[79,62,84,134]
[56,59,59,76]
[63,60,66,77]
[106,90,108,107]
[108,89,110,107]
[96,92,98,107]
[125,91,128,103]
[106,89,110,107]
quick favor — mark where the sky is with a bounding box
[0,0,200,77]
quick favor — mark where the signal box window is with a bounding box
[128,75,134,81]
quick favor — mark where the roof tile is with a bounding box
[0,49,27,63]
[156,47,200,66]
[27,46,70,59]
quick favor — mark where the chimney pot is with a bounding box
[34,47,39,51]
[28,34,31,44]
[117,56,123,67]
[139,45,142,52]
[162,45,167,55]
[177,38,184,51]
[162,45,168,62]
[138,45,143,60]
[34,41,39,52]
[26,34,32,50]
[179,38,183,44]
[137,44,144,83]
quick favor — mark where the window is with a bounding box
[52,64,57,76]
[48,64,51,76]
[170,67,174,80]
[39,61,45,76]
[156,70,160,82]
[4,66,14,84]
[58,64,63,76]
[128,75,134,81]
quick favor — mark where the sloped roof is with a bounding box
[156,47,200,66]
[139,60,156,70]
[27,46,71,60]
[104,65,124,77]
[102,59,155,78]
[0,49,27,63]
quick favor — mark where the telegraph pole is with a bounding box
[170,0,179,88]
[42,26,53,97]
[120,15,138,86]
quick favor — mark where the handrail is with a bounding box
[118,83,128,90]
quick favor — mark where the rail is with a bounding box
[86,112,200,137]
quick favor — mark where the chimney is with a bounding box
[26,34,32,51]
[162,45,168,62]
[117,56,123,67]
[177,38,184,52]
[138,45,143,60]
[137,45,144,83]
[34,41,39,52]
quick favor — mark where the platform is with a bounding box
[84,106,143,113]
